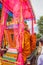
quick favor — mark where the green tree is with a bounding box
[36,33,41,39]
[7,15,12,21]
[37,16,43,35]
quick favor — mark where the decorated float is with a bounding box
[0,0,36,65]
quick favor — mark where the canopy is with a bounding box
[2,0,35,19]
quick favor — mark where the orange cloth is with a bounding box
[22,30,31,62]
[30,33,36,52]
[4,29,31,62]
[4,29,16,48]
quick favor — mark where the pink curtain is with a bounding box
[0,6,8,47]
[1,0,36,65]
[13,16,24,65]
[2,0,35,19]
[13,0,24,65]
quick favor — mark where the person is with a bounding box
[22,21,31,62]
[37,39,43,65]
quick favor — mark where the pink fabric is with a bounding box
[14,27,19,50]
[0,6,8,46]
[0,25,4,46]
[17,5,24,65]
[13,20,24,65]
[2,0,34,19]
[21,0,34,19]
[18,22,24,52]
[17,53,24,65]
[1,0,36,65]
[13,3,24,65]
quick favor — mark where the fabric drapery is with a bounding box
[0,6,8,47]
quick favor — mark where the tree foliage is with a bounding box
[7,15,12,21]
[36,33,41,39]
[37,16,43,35]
